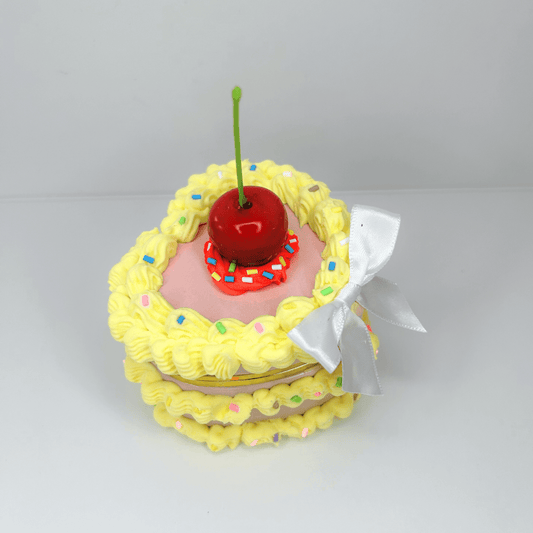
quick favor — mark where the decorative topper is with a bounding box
[287,205,426,395]
[207,185,288,266]
[207,87,289,266]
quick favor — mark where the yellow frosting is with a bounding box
[125,355,358,451]
[108,160,379,381]
[109,160,381,450]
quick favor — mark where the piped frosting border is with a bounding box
[125,355,359,451]
[108,161,379,380]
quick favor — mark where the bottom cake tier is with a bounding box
[124,357,359,452]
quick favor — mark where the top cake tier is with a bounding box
[108,160,379,381]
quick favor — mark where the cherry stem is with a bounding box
[232,86,247,207]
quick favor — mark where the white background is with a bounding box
[1,2,532,532]
[2,0,533,198]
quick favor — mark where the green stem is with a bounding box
[232,86,247,207]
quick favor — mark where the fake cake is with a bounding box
[108,160,379,451]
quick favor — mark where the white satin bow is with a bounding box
[288,205,426,395]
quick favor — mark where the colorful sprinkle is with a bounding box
[290,395,302,403]
[211,272,221,281]
[122,359,125,364]
[367,324,373,333]
[242,277,253,283]
[283,171,292,177]
[175,420,183,430]
[262,271,274,280]
[271,264,282,270]
[141,294,150,307]
[192,194,201,200]
[225,276,235,282]
[279,256,286,266]
[254,322,264,334]
[288,230,294,235]
[328,261,336,271]
[339,237,349,246]
[376,349,379,355]
[228,261,236,273]
[207,242,212,251]
[284,244,294,254]
[250,439,258,447]
[250,164,257,171]
[355,305,364,317]
[207,257,217,265]
[314,392,321,397]
[216,322,226,334]
[177,315,185,325]
[289,238,297,243]
[246,269,258,275]
[143,255,154,264]
[179,216,186,225]
[321,287,333,296]
[218,171,223,178]
[231,376,239,381]
[335,376,343,388]
[301,427,309,438]
[308,185,319,192]
[273,433,279,442]
[229,403,240,413]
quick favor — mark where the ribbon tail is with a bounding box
[287,303,343,374]
[339,312,383,395]
[358,276,426,332]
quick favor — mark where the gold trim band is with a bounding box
[165,362,321,388]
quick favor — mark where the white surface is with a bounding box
[1,188,532,532]
[3,0,533,198]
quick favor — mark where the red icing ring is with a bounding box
[204,233,300,295]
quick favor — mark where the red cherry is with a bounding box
[208,186,288,267]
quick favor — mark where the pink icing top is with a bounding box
[159,208,325,323]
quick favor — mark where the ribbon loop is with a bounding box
[348,204,401,286]
[287,204,425,395]
[359,276,426,332]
